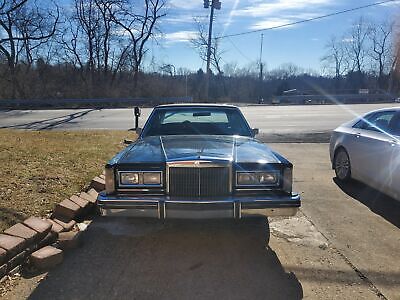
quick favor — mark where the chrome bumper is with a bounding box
[97,192,301,219]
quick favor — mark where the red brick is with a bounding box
[91,177,105,192]
[23,217,52,239]
[0,248,6,265]
[4,223,39,244]
[53,218,76,231]
[46,219,64,234]
[0,234,25,257]
[69,195,90,209]
[58,231,81,250]
[30,246,63,270]
[79,192,96,204]
[54,199,81,219]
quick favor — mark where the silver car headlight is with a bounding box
[119,171,162,186]
[236,171,279,186]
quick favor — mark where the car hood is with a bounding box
[115,135,282,164]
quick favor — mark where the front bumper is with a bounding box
[97,192,301,219]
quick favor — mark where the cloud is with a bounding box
[164,31,198,43]
[249,12,321,30]
[342,37,354,43]
[167,0,200,10]
[222,0,241,34]
[251,18,294,30]
[378,1,400,7]
[233,0,333,17]
[232,0,334,30]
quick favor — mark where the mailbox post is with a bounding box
[134,106,141,129]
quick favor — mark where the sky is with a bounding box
[150,0,400,73]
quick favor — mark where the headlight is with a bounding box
[237,171,279,186]
[120,172,140,185]
[143,172,162,185]
[119,171,162,186]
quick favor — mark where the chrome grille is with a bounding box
[168,167,230,197]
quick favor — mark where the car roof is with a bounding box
[155,103,239,109]
[363,106,400,115]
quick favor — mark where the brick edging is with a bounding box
[0,174,105,280]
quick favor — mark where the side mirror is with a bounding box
[135,127,142,135]
[124,139,133,145]
[252,128,259,136]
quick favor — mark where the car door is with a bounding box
[386,112,400,199]
[352,111,398,193]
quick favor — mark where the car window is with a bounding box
[388,113,400,136]
[142,107,253,137]
[161,111,228,124]
[354,111,396,133]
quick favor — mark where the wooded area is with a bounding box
[0,0,399,102]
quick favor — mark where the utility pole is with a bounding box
[204,0,221,101]
[259,33,264,103]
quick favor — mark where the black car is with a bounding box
[98,104,300,219]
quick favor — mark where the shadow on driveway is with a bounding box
[333,178,400,229]
[28,218,303,300]
[0,109,96,130]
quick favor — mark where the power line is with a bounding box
[226,36,253,62]
[217,0,399,39]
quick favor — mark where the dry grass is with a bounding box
[0,129,134,231]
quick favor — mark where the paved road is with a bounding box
[0,104,396,135]
[4,144,399,299]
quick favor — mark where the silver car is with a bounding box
[330,107,400,201]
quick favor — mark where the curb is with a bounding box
[0,174,104,280]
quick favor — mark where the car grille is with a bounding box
[168,167,230,197]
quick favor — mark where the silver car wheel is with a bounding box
[335,149,351,181]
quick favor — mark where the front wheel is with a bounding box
[334,148,351,181]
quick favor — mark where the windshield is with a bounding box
[142,107,253,137]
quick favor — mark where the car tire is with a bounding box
[334,148,351,181]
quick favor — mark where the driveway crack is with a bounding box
[299,208,388,300]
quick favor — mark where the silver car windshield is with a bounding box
[142,107,253,137]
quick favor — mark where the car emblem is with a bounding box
[194,161,201,167]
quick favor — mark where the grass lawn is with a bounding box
[0,129,134,231]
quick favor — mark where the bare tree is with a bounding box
[191,19,224,75]
[321,36,346,79]
[73,0,101,94]
[159,63,175,76]
[0,0,59,97]
[388,23,400,93]
[109,0,166,88]
[346,17,371,74]
[368,20,394,89]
